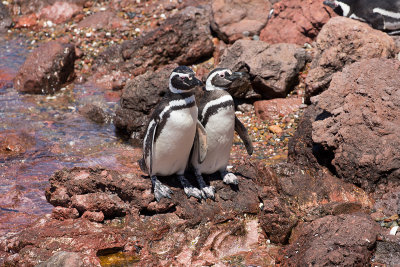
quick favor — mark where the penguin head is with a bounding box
[205,68,243,91]
[323,0,352,17]
[169,66,203,94]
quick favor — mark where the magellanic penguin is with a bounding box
[139,66,206,202]
[323,0,400,34]
[190,68,253,199]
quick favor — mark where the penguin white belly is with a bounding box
[197,107,235,174]
[150,106,197,176]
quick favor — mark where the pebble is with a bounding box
[269,125,283,135]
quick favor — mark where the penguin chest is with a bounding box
[199,106,235,173]
[153,106,197,176]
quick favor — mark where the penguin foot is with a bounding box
[151,175,172,202]
[194,172,215,200]
[178,175,203,200]
[201,186,215,200]
[221,172,238,185]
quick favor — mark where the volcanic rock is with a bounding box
[260,0,336,45]
[218,40,307,99]
[254,97,302,121]
[305,17,396,100]
[282,213,380,266]
[94,6,214,78]
[77,11,127,29]
[0,3,12,32]
[38,1,81,24]
[210,0,271,43]
[113,64,176,144]
[311,58,400,191]
[14,40,76,94]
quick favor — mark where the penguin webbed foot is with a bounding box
[151,175,173,202]
[221,171,238,185]
[194,172,215,200]
[178,175,203,200]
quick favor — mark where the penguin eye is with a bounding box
[219,73,224,78]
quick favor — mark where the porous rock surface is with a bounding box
[282,213,380,266]
[305,17,396,100]
[94,6,214,78]
[312,58,400,191]
[113,64,176,144]
[13,40,76,94]
[218,39,307,99]
[1,161,376,266]
[0,2,12,32]
[210,0,271,43]
[260,0,335,45]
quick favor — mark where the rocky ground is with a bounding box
[1,0,400,266]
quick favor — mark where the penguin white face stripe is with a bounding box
[201,94,233,121]
[335,1,350,17]
[205,69,232,91]
[373,8,400,19]
[169,72,194,93]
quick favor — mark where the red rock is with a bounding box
[306,17,396,99]
[282,213,380,266]
[211,0,271,43]
[254,97,302,121]
[14,40,76,94]
[14,13,37,28]
[312,58,400,191]
[77,11,127,29]
[218,40,307,99]
[38,1,81,24]
[82,211,104,222]
[52,206,79,220]
[71,193,127,218]
[0,2,12,32]
[0,130,35,160]
[260,0,336,45]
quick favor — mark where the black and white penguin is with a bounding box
[139,66,205,202]
[190,68,253,199]
[323,0,400,34]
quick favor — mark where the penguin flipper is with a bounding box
[148,118,159,176]
[234,116,253,156]
[196,120,208,164]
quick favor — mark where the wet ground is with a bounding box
[0,33,141,235]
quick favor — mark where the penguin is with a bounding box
[139,66,206,202]
[323,0,400,34]
[190,68,253,199]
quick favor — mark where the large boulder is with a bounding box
[282,213,380,266]
[305,17,396,100]
[210,0,271,43]
[218,39,308,99]
[311,58,400,191]
[94,6,214,78]
[260,0,336,45]
[13,40,76,94]
[113,64,176,144]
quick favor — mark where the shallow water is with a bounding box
[0,34,140,235]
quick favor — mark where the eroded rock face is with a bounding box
[94,6,214,78]
[260,0,335,45]
[210,0,271,43]
[113,64,176,144]
[218,40,307,99]
[282,213,380,266]
[13,40,76,94]
[312,58,400,191]
[305,17,395,100]
[0,3,12,32]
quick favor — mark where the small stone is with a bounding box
[269,125,283,135]
[82,211,104,222]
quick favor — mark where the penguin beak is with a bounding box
[226,72,244,82]
[323,0,337,8]
[188,76,203,87]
